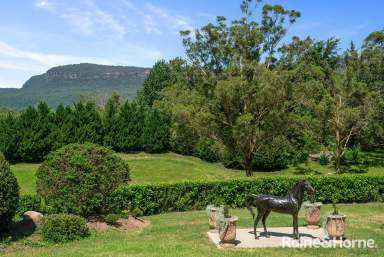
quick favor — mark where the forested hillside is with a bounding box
[0,63,150,108]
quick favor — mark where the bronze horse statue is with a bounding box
[244,179,315,239]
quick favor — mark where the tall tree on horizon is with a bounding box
[138,60,177,107]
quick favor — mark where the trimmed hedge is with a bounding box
[107,175,384,216]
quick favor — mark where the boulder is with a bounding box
[23,211,44,226]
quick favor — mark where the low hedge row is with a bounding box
[19,175,384,217]
[107,175,384,216]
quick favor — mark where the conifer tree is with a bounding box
[141,109,170,153]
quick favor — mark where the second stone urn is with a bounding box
[206,205,223,229]
[303,202,322,229]
[218,216,238,246]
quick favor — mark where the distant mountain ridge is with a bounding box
[0,63,151,108]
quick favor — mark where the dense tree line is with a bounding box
[1,0,383,176]
[0,99,170,163]
[145,0,384,175]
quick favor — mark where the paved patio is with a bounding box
[207,227,325,248]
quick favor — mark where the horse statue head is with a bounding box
[299,179,315,195]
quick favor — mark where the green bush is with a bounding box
[319,154,329,166]
[252,136,291,170]
[16,195,42,218]
[0,153,19,231]
[104,214,120,225]
[193,138,219,162]
[343,145,362,164]
[36,143,130,217]
[107,175,384,216]
[41,214,89,243]
[130,207,144,217]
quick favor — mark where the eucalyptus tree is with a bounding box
[180,0,300,76]
[160,0,300,176]
[208,66,288,176]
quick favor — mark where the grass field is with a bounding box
[11,152,384,195]
[2,203,383,257]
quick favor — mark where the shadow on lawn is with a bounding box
[7,219,37,242]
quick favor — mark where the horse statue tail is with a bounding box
[244,193,258,220]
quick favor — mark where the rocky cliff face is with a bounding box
[23,63,151,89]
[0,63,151,108]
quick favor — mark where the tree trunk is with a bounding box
[244,158,253,177]
[335,128,342,174]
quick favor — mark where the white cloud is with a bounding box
[0,41,113,68]
[34,0,194,37]
[35,0,127,38]
[121,1,194,35]
[0,40,163,87]
[0,40,114,87]
[35,0,50,8]
[145,2,194,32]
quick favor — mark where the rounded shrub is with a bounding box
[193,138,219,162]
[0,153,19,231]
[104,214,120,225]
[41,214,89,243]
[252,136,291,171]
[36,143,130,217]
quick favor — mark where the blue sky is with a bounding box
[0,0,382,88]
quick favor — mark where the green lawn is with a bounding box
[11,151,384,195]
[2,203,383,257]
[10,164,40,195]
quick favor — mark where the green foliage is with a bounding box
[0,153,19,231]
[223,206,230,218]
[252,136,291,170]
[107,175,383,216]
[104,214,120,225]
[103,93,121,149]
[319,154,329,166]
[36,143,130,217]
[293,165,322,175]
[0,101,105,163]
[193,138,219,162]
[115,101,146,152]
[18,103,53,162]
[138,60,177,107]
[0,114,20,162]
[70,102,103,145]
[0,97,171,163]
[16,195,42,218]
[141,109,170,153]
[130,207,144,218]
[343,145,362,164]
[41,214,89,243]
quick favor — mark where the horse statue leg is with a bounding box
[254,209,266,239]
[262,210,271,238]
[292,213,299,239]
[244,194,256,220]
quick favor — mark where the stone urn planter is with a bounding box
[326,214,346,240]
[325,203,346,240]
[218,207,237,247]
[304,202,322,229]
[206,205,223,229]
